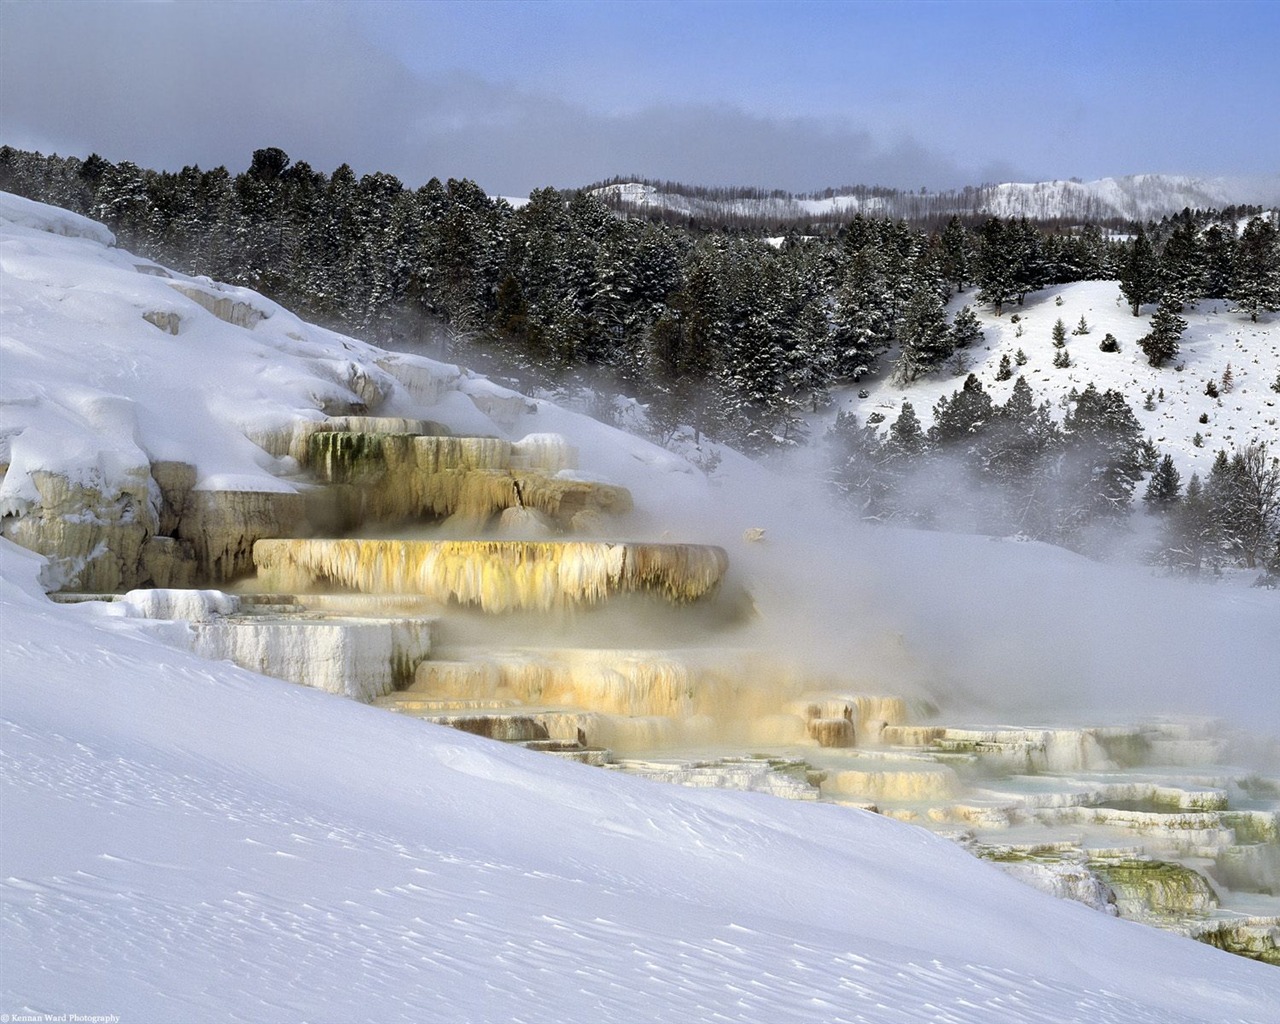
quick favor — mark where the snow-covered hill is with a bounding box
[590,180,890,221]
[589,174,1280,224]
[980,175,1275,222]
[3,195,1280,1021]
[845,279,1279,486]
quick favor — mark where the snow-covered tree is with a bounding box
[1119,227,1160,316]
[1059,383,1146,529]
[949,305,984,349]
[1157,217,1204,309]
[1137,300,1186,367]
[930,374,993,450]
[1230,216,1280,322]
[939,215,971,294]
[1200,222,1237,300]
[885,401,928,458]
[892,282,952,384]
[974,217,1018,315]
[833,246,897,379]
[1143,454,1182,512]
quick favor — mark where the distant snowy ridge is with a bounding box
[591,181,888,220]
[981,175,1276,222]
[587,174,1280,224]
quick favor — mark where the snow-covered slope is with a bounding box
[844,279,1279,484]
[589,174,1280,224]
[981,175,1273,222]
[591,181,890,220]
[3,195,1280,1021]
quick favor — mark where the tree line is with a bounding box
[826,374,1280,577]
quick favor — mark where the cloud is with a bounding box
[0,1,991,194]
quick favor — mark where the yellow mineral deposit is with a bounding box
[253,539,729,612]
[247,416,449,464]
[822,764,960,802]
[300,430,629,531]
[400,645,918,754]
[413,649,739,718]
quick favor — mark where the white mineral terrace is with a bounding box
[252,539,730,612]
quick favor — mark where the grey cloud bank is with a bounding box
[4,1,1275,195]
[0,2,1005,193]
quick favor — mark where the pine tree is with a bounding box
[1209,443,1280,568]
[1053,348,1071,368]
[931,374,994,449]
[1119,227,1160,316]
[1143,454,1182,512]
[878,400,933,523]
[1007,218,1047,305]
[975,217,1018,315]
[995,353,1013,380]
[1157,218,1204,309]
[939,215,971,294]
[985,375,1061,535]
[885,401,928,458]
[1137,300,1186,367]
[950,304,984,349]
[1052,318,1067,347]
[1158,473,1218,574]
[1200,222,1237,299]
[787,299,835,412]
[892,282,952,384]
[833,246,897,379]
[1099,332,1119,353]
[825,411,887,517]
[1073,315,1090,335]
[1230,216,1280,322]
[1059,383,1146,530]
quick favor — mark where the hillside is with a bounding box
[589,174,1280,227]
[847,280,1279,485]
[3,195,1280,1021]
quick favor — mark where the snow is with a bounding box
[837,279,1280,484]
[0,190,116,246]
[584,174,1280,225]
[3,194,1280,1021]
[980,175,1268,222]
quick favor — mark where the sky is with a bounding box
[2,0,1278,195]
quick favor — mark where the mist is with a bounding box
[592,418,1280,747]
[353,329,1279,748]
